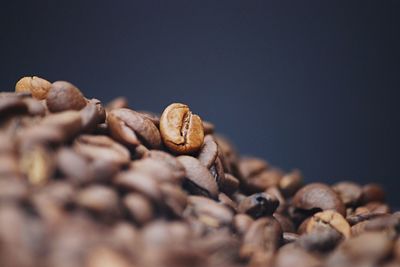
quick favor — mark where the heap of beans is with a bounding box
[0,76,398,267]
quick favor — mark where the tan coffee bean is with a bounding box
[19,145,54,185]
[306,210,351,238]
[160,103,204,154]
[15,76,52,100]
[46,81,87,112]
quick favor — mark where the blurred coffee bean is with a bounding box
[159,183,188,217]
[298,226,343,253]
[282,232,299,245]
[57,147,93,185]
[361,183,385,204]
[279,169,303,197]
[80,99,106,132]
[46,81,87,112]
[76,185,119,217]
[219,173,239,195]
[245,168,283,193]
[0,177,28,201]
[238,192,279,218]
[123,193,154,225]
[160,103,204,154]
[238,157,269,179]
[197,135,218,168]
[233,214,254,235]
[107,108,162,149]
[218,192,238,211]
[332,181,362,207]
[274,243,321,267]
[274,213,295,233]
[74,135,130,166]
[146,150,185,179]
[19,145,54,185]
[306,210,350,239]
[85,246,132,267]
[138,110,160,127]
[202,121,215,135]
[177,156,219,199]
[130,157,183,184]
[105,97,128,111]
[293,183,345,216]
[22,97,46,116]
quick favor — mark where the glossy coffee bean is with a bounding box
[46,81,87,112]
[238,192,279,218]
[293,183,345,215]
[107,108,162,149]
[160,103,204,154]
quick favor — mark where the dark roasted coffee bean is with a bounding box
[298,226,343,252]
[245,168,283,193]
[160,103,204,154]
[197,135,218,168]
[219,173,239,195]
[274,213,295,233]
[279,169,303,197]
[361,183,385,203]
[56,147,93,184]
[238,157,269,178]
[138,110,160,127]
[74,134,130,166]
[218,192,238,211]
[46,81,87,112]
[130,158,183,184]
[293,183,345,215]
[238,192,279,218]
[159,183,188,217]
[123,193,154,225]
[266,186,286,213]
[80,99,106,132]
[177,155,219,198]
[332,181,362,207]
[107,108,162,149]
[306,210,351,238]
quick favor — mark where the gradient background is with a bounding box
[1,1,399,203]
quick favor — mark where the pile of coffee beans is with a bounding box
[0,76,399,267]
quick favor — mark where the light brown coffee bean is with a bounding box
[46,81,87,112]
[306,210,351,238]
[15,76,52,100]
[76,185,119,216]
[123,193,154,225]
[19,145,54,185]
[107,108,161,149]
[177,155,219,199]
[160,103,204,154]
[274,243,321,267]
[238,157,269,179]
[293,183,345,216]
[197,135,218,168]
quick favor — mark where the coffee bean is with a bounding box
[274,243,321,267]
[138,110,160,128]
[19,145,54,185]
[80,99,106,132]
[202,121,215,135]
[298,226,343,252]
[219,173,239,195]
[123,193,154,225]
[15,76,52,100]
[105,97,128,111]
[238,192,279,218]
[274,213,295,233]
[160,103,204,154]
[361,183,386,204]
[293,183,345,216]
[244,168,283,193]
[130,158,183,184]
[159,183,188,217]
[107,108,162,149]
[46,81,87,112]
[282,232,299,244]
[74,135,130,166]
[332,181,362,207]
[279,169,303,197]
[197,135,218,168]
[306,210,351,238]
[177,155,219,199]
[238,157,269,179]
[76,185,119,217]
[56,147,93,185]
[233,214,254,235]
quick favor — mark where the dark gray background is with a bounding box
[1,1,399,204]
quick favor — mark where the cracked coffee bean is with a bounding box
[160,103,204,154]
[15,76,52,100]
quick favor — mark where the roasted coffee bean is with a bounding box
[19,145,54,185]
[298,226,343,252]
[85,246,132,267]
[293,183,345,216]
[105,97,128,111]
[266,186,286,213]
[306,210,351,238]
[332,181,362,207]
[74,134,130,166]
[351,214,399,236]
[274,213,295,233]
[218,192,238,211]
[177,155,219,199]
[130,157,183,184]
[46,81,87,112]
[15,76,52,100]
[160,103,204,154]
[0,95,28,118]
[123,193,154,225]
[233,214,254,235]
[274,243,321,267]
[0,177,28,201]
[202,121,215,135]
[56,148,93,185]
[107,108,162,149]
[146,150,185,179]
[76,185,119,216]
[114,171,162,202]
[22,97,46,116]
[238,157,269,179]
[245,168,283,193]
[80,99,106,132]
[279,169,303,197]
[241,217,282,259]
[238,192,279,218]
[186,196,234,228]
[282,232,299,244]
[197,135,218,168]
[361,183,385,204]
[138,110,160,127]
[219,173,240,195]
[159,183,188,217]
